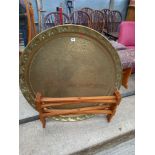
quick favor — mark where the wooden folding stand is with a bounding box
[35,90,121,128]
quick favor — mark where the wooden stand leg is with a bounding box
[107,90,121,122]
[107,114,111,122]
[39,115,46,128]
[107,110,116,122]
[35,93,46,128]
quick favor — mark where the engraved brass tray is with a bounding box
[20,24,122,121]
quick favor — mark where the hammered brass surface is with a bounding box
[20,24,122,111]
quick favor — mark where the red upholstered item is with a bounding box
[118,21,135,48]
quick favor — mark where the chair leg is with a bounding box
[122,68,132,89]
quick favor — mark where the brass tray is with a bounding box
[20,24,122,121]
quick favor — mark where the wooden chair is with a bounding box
[101,9,111,33]
[44,12,70,30]
[101,8,111,14]
[20,0,37,45]
[107,10,122,40]
[81,7,94,16]
[90,10,105,33]
[70,10,91,27]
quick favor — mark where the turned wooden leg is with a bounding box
[122,68,132,89]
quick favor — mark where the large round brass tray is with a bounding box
[20,24,122,121]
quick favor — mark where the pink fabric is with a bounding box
[118,21,135,46]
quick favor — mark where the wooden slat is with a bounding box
[43,105,111,113]
[41,96,116,103]
[43,109,112,117]
[41,99,116,108]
